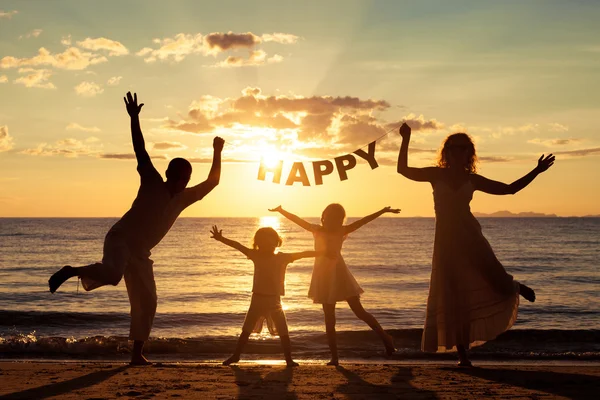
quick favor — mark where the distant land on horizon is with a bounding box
[472,210,600,218]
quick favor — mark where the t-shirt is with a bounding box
[109,162,200,256]
[248,252,295,296]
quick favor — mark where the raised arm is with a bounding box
[396,122,440,182]
[471,154,555,195]
[210,225,252,257]
[344,206,400,235]
[269,205,318,232]
[185,137,224,203]
[124,92,151,169]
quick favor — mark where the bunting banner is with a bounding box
[257,125,398,186]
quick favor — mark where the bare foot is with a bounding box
[519,284,536,302]
[130,354,152,366]
[223,355,240,366]
[327,358,339,366]
[48,265,75,293]
[286,360,299,367]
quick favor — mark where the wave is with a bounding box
[1,329,599,360]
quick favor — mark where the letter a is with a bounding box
[285,162,311,186]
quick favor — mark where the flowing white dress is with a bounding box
[422,180,520,352]
[308,230,364,304]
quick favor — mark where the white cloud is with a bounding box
[528,137,581,147]
[0,75,7,83]
[106,76,122,86]
[0,10,18,19]
[19,29,42,39]
[261,33,299,44]
[152,141,187,151]
[21,138,100,157]
[0,125,14,152]
[76,37,129,56]
[66,122,101,132]
[74,81,103,97]
[61,35,72,46]
[14,68,55,89]
[1,47,107,70]
[138,33,203,63]
[216,50,283,68]
[548,122,569,132]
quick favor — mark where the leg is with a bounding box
[457,345,472,367]
[270,306,298,367]
[49,232,127,293]
[223,331,251,366]
[346,296,395,355]
[322,303,338,366]
[124,258,157,366]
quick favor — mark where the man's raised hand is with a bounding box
[124,92,144,117]
[213,136,225,152]
[399,123,411,139]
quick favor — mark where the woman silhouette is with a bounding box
[397,123,554,366]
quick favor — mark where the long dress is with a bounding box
[308,229,364,304]
[422,179,520,352]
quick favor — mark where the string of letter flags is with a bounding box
[257,124,399,186]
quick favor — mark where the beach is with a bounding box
[1,361,599,399]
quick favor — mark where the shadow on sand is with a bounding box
[230,365,297,400]
[454,366,600,399]
[0,365,130,400]
[335,365,437,399]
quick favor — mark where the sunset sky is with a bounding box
[1,0,599,217]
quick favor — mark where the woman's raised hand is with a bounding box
[124,92,144,117]
[383,206,401,214]
[399,123,411,139]
[210,225,223,240]
[535,154,555,173]
[268,205,283,213]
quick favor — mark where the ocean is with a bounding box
[1,217,598,361]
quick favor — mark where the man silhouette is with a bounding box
[49,92,224,365]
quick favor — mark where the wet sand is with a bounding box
[0,361,598,399]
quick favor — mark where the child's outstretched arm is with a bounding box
[287,251,321,262]
[269,205,318,232]
[397,122,440,182]
[344,206,400,235]
[471,154,555,195]
[210,225,252,257]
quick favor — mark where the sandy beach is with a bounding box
[0,361,598,399]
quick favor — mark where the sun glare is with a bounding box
[258,215,281,230]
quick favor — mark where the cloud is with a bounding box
[106,76,122,86]
[74,81,103,97]
[490,123,539,139]
[21,138,99,157]
[99,153,168,160]
[19,29,42,39]
[66,122,101,132]
[0,75,7,83]
[137,33,203,63]
[14,68,55,89]
[61,35,72,46]
[396,113,445,131]
[216,50,283,67]
[152,141,187,151]
[0,10,18,19]
[76,37,129,56]
[548,122,569,132]
[0,125,14,152]
[553,147,600,157]
[479,156,512,163]
[528,138,581,147]
[137,31,297,63]
[261,33,299,44]
[0,47,107,70]
[203,32,261,54]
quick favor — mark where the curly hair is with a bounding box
[253,227,283,250]
[437,133,478,173]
